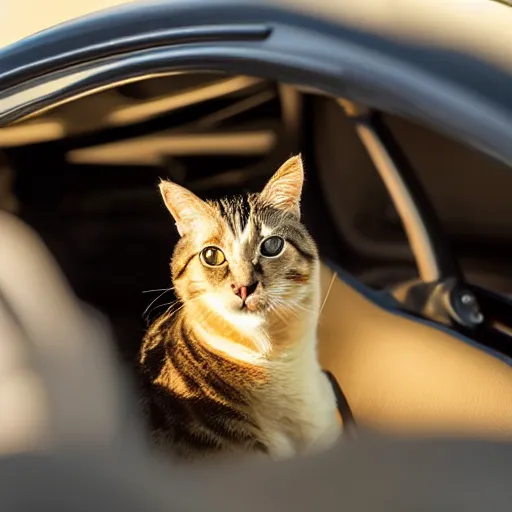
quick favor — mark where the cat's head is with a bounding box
[159,155,319,340]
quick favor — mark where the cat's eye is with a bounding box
[260,236,285,257]
[200,246,226,267]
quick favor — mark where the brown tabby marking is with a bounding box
[139,155,340,460]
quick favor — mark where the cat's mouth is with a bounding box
[240,294,262,313]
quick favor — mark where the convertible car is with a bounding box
[1,0,512,510]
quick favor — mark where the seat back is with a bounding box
[318,263,512,437]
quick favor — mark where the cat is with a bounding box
[139,155,340,461]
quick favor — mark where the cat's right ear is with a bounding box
[259,154,304,217]
[159,180,211,237]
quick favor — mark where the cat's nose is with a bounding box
[232,281,258,302]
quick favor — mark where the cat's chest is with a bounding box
[253,370,340,459]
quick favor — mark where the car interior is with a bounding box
[2,71,512,441]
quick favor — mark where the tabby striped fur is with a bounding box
[139,155,340,461]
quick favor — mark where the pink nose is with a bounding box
[238,286,248,302]
[232,282,258,302]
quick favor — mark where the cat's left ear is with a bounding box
[259,154,304,217]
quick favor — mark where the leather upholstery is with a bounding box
[318,262,512,438]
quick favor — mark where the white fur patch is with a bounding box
[231,218,255,270]
[193,322,265,365]
[199,293,271,359]
[260,224,273,238]
[253,331,340,459]
[251,262,340,459]
[202,293,264,331]
[239,218,254,245]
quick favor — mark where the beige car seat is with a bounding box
[319,262,512,438]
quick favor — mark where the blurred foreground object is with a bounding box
[0,212,140,454]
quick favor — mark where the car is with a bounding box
[1,0,512,510]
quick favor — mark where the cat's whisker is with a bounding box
[142,287,174,294]
[146,298,190,325]
[267,298,295,328]
[273,293,316,314]
[145,298,185,324]
[291,302,317,315]
[269,296,316,325]
[165,303,185,318]
[143,288,176,319]
[151,302,175,312]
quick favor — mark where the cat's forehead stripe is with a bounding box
[217,195,253,238]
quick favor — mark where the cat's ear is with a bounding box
[159,180,212,236]
[259,154,304,217]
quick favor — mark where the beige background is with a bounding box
[0,0,131,47]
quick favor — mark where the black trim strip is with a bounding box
[2,1,512,111]
[0,25,271,90]
[323,370,356,436]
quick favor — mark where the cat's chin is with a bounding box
[201,293,265,329]
[233,302,265,317]
[241,296,263,313]
[227,307,266,331]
